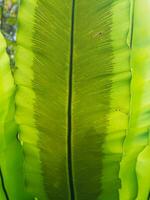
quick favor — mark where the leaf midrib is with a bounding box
[67,0,76,199]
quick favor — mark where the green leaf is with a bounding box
[0,32,28,200]
[14,0,131,199]
[119,0,150,199]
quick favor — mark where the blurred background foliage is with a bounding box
[0,0,19,68]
